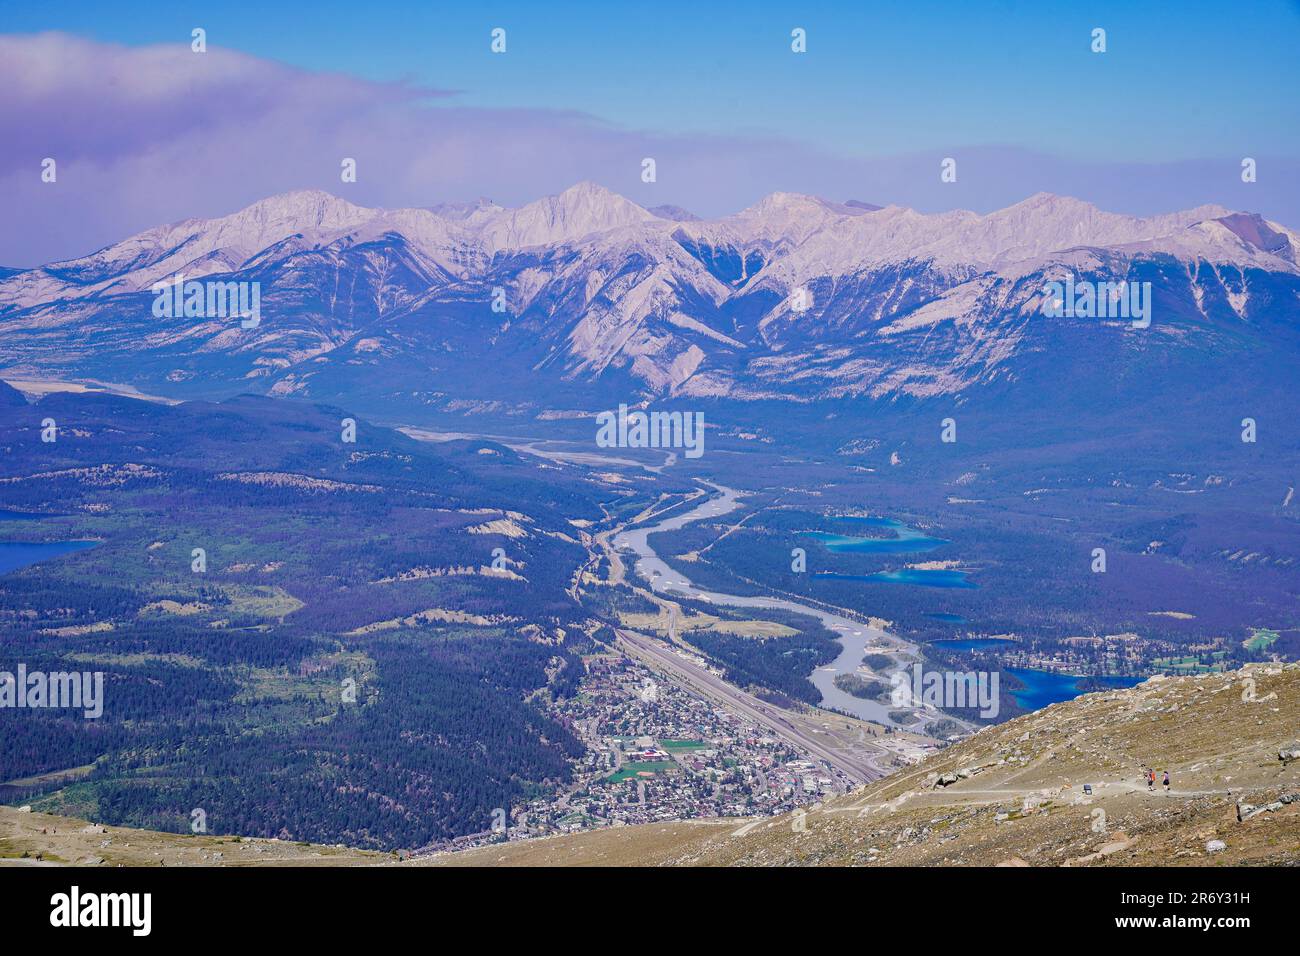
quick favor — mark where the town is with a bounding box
[421,650,861,853]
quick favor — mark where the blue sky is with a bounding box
[5,0,1297,160]
[1,1,1298,264]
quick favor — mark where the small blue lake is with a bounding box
[0,540,99,575]
[0,510,97,574]
[1007,668,1144,710]
[805,516,946,555]
[816,568,978,589]
[0,509,57,521]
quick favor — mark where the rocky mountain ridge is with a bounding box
[1,184,1297,417]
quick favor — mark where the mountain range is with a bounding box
[2,183,1298,426]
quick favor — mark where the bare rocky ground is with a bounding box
[0,814,384,867]
[4,663,1297,867]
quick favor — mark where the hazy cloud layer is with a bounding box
[3,32,1296,267]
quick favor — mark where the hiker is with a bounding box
[1147,769,1155,791]
[1163,771,1170,792]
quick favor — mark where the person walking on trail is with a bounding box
[1147,769,1155,791]
[1163,770,1170,793]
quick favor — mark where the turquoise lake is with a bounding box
[805,516,946,555]
[816,568,978,589]
[808,517,975,587]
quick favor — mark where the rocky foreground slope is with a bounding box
[425,662,1300,867]
[3,663,1297,867]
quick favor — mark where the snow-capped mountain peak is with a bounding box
[477,181,659,251]
[221,189,374,232]
[1,184,1296,413]
[730,191,856,241]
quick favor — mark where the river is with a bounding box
[399,427,945,729]
[612,483,942,729]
